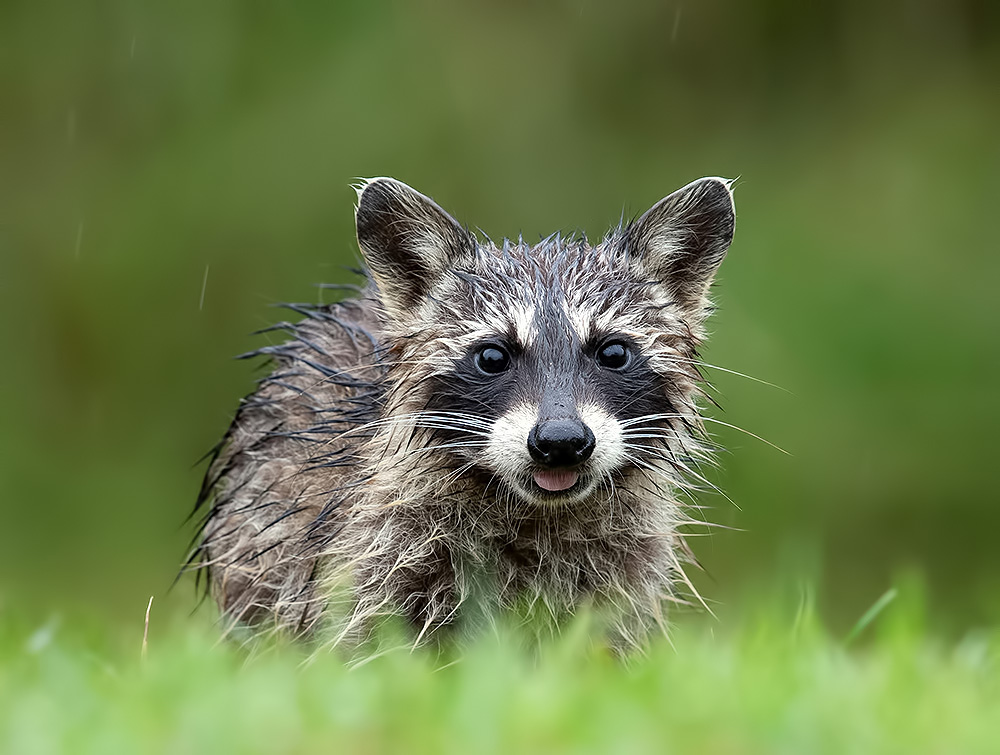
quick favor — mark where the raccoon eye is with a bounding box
[475,345,511,375]
[596,340,630,370]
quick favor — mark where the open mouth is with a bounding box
[532,469,580,493]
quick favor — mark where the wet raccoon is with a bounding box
[195,176,736,650]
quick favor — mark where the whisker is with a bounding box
[671,355,791,394]
[619,412,785,454]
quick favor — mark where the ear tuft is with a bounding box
[355,178,473,320]
[625,177,736,316]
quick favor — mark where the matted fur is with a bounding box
[193,177,736,651]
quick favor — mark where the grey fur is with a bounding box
[193,177,736,650]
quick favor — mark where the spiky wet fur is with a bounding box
[194,177,736,652]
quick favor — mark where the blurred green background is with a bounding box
[1,0,998,635]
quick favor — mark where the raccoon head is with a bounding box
[356,177,735,506]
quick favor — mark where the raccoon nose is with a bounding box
[527,419,596,468]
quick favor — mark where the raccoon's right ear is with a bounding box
[355,177,475,321]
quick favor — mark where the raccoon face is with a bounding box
[457,334,646,505]
[356,176,735,505]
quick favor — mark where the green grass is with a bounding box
[3,592,998,754]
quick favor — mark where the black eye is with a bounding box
[596,341,630,370]
[476,345,511,374]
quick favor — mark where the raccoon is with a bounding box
[194,176,736,649]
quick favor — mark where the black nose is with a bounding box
[527,419,596,468]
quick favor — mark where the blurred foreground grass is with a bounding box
[2,583,998,754]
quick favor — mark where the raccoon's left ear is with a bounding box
[355,177,475,321]
[625,177,736,317]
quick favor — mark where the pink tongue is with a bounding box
[533,470,579,492]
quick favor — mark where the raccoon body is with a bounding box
[196,176,736,648]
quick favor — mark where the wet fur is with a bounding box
[193,177,736,650]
